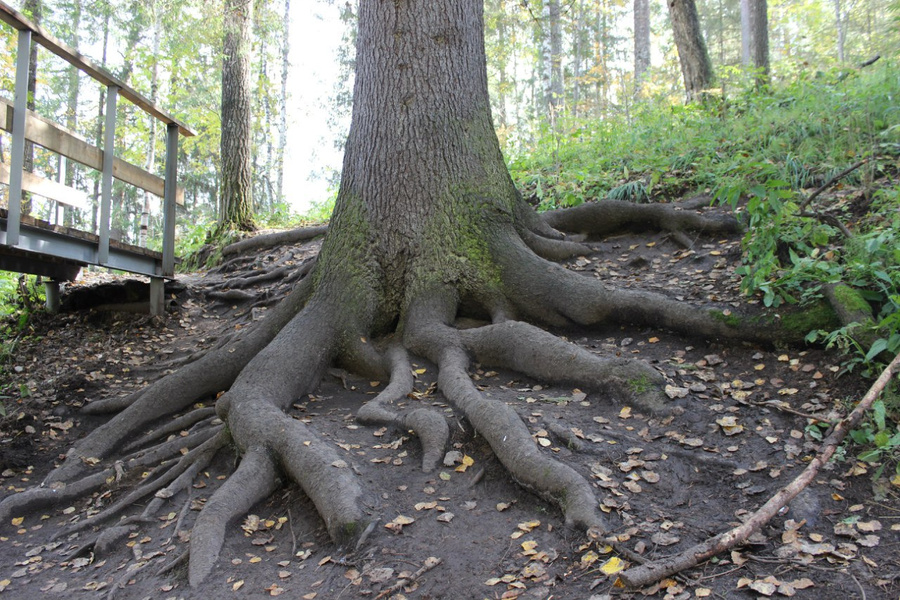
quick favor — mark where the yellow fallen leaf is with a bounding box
[415,368,427,375]
[11,517,23,526]
[696,588,712,597]
[600,556,625,575]
[484,577,502,586]
[517,520,541,532]
[892,473,900,487]
[521,540,538,553]
[232,580,244,591]
[580,550,599,566]
[249,556,262,564]
[619,406,632,419]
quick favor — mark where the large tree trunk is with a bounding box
[667,0,714,101]
[0,0,817,590]
[220,0,255,231]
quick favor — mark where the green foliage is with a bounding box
[848,393,900,482]
[513,62,900,378]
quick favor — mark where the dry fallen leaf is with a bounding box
[599,556,625,575]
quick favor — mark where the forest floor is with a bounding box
[1,211,898,600]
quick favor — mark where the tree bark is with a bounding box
[740,0,751,66]
[540,0,563,115]
[220,0,255,231]
[833,0,846,63]
[749,0,769,87]
[21,0,42,217]
[140,1,160,248]
[667,0,714,102]
[634,0,651,92]
[276,0,290,203]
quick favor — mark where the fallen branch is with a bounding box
[375,556,442,599]
[618,350,900,588]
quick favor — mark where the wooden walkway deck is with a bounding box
[0,0,195,315]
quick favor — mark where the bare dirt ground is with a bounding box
[1,217,898,600]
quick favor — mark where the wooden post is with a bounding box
[44,279,60,313]
[162,123,178,277]
[149,276,165,317]
[6,28,32,247]
[98,85,118,264]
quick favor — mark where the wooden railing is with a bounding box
[0,0,195,315]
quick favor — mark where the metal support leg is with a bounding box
[44,280,60,313]
[6,29,33,247]
[149,277,165,317]
[99,85,118,264]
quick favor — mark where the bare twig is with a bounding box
[748,399,838,426]
[798,159,867,212]
[618,351,900,588]
[374,556,442,599]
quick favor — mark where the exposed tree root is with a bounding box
[459,320,667,412]
[405,291,607,531]
[541,199,739,239]
[57,426,225,538]
[43,277,314,484]
[0,197,822,590]
[221,224,328,258]
[356,345,450,471]
[189,446,280,586]
[120,407,217,453]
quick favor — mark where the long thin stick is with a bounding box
[618,351,900,589]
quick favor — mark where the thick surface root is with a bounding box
[459,320,668,412]
[405,292,607,531]
[189,446,279,587]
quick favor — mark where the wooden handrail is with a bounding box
[0,0,195,138]
[0,98,185,205]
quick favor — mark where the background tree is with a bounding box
[219,0,255,231]
[749,0,769,85]
[667,0,713,100]
[634,0,651,92]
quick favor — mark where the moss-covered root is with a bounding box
[824,282,880,351]
[496,234,813,344]
[540,198,740,239]
[188,446,279,587]
[356,346,449,471]
[458,320,668,413]
[404,294,607,532]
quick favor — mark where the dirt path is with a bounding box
[1,224,897,600]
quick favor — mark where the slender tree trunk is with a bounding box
[634,0,651,92]
[740,0,751,66]
[749,0,769,86]
[220,0,255,231]
[833,0,845,63]
[140,2,160,248]
[276,0,290,203]
[540,0,563,115]
[92,3,111,234]
[667,0,714,101]
[21,0,42,216]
